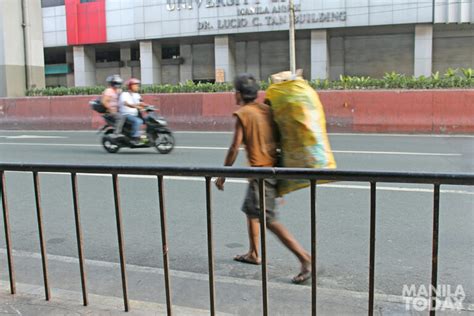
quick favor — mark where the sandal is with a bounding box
[234,254,261,265]
[292,270,312,284]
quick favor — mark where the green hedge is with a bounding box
[27,68,474,96]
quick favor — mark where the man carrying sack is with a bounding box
[215,73,312,284]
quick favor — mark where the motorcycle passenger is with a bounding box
[102,74,125,136]
[119,78,145,145]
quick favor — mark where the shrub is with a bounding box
[27,69,474,96]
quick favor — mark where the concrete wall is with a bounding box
[296,39,311,79]
[433,24,474,73]
[1,90,472,133]
[329,26,416,79]
[131,65,141,79]
[329,36,345,80]
[192,43,215,81]
[235,40,261,80]
[46,74,67,87]
[260,40,289,80]
[237,38,303,80]
[96,66,120,86]
[344,34,414,77]
[162,65,180,85]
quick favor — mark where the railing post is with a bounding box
[157,176,173,316]
[33,172,51,301]
[258,179,268,316]
[205,177,216,316]
[368,182,376,316]
[112,174,129,312]
[0,171,16,294]
[310,180,317,316]
[71,173,88,306]
[430,184,440,316]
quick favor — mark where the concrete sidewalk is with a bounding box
[1,280,472,316]
[0,281,219,315]
[1,250,473,315]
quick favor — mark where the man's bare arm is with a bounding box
[101,94,112,112]
[216,118,243,190]
[223,118,244,166]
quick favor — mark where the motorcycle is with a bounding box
[97,105,175,154]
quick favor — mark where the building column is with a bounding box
[179,44,193,82]
[73,46,96,87]
[246,41,261,80]
[140,41,161,85]
[0,0,45,96]
[23,0,46,90]
[66,49,75,87]
[414,25,433,77]
[214,35,235,82]
[120,45,132,80]
[311,30,329,80]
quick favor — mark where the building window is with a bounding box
[131,48,140,61]
[96,50,120,63]
[162,46,180,59]
[41,0,65,7]
[44,48,66,65]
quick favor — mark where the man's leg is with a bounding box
[267,220,312,283]
[234,217,261,264]
[247,217,260,260]
[125,115,141,139]
[114,113,125,135]
[131,116,142,138]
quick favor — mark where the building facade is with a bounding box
[0,0,473,96]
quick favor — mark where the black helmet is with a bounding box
[106,74,123,88]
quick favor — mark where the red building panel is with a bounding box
[66,0,106,45]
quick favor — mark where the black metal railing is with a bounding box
[0,163,473,316]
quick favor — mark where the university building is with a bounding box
[0,0,473,96]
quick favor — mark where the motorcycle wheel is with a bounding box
[102,130,120,153]
[154,133,175,154]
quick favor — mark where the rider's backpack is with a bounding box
[90,98,107,113]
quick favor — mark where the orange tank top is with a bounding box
[233,102,277,167]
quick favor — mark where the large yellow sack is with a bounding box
[266,78,336,196]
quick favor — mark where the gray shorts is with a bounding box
[241,179,278,222]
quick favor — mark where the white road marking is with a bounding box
[26,173,474,195]
[0,249,472,311]
[0,142,462,156]
[175,131,474,139]
[177,145,232,150]
[0,135,68,139]
[0,142,99,147]
[333,150,460,156]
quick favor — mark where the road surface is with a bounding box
[0,130,472,314]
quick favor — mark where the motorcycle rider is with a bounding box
[119,78,145,145]
[101,74,125,136]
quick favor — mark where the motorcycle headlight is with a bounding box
[157,120,167,126]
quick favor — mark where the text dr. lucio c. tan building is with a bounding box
[0,0,472,96]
